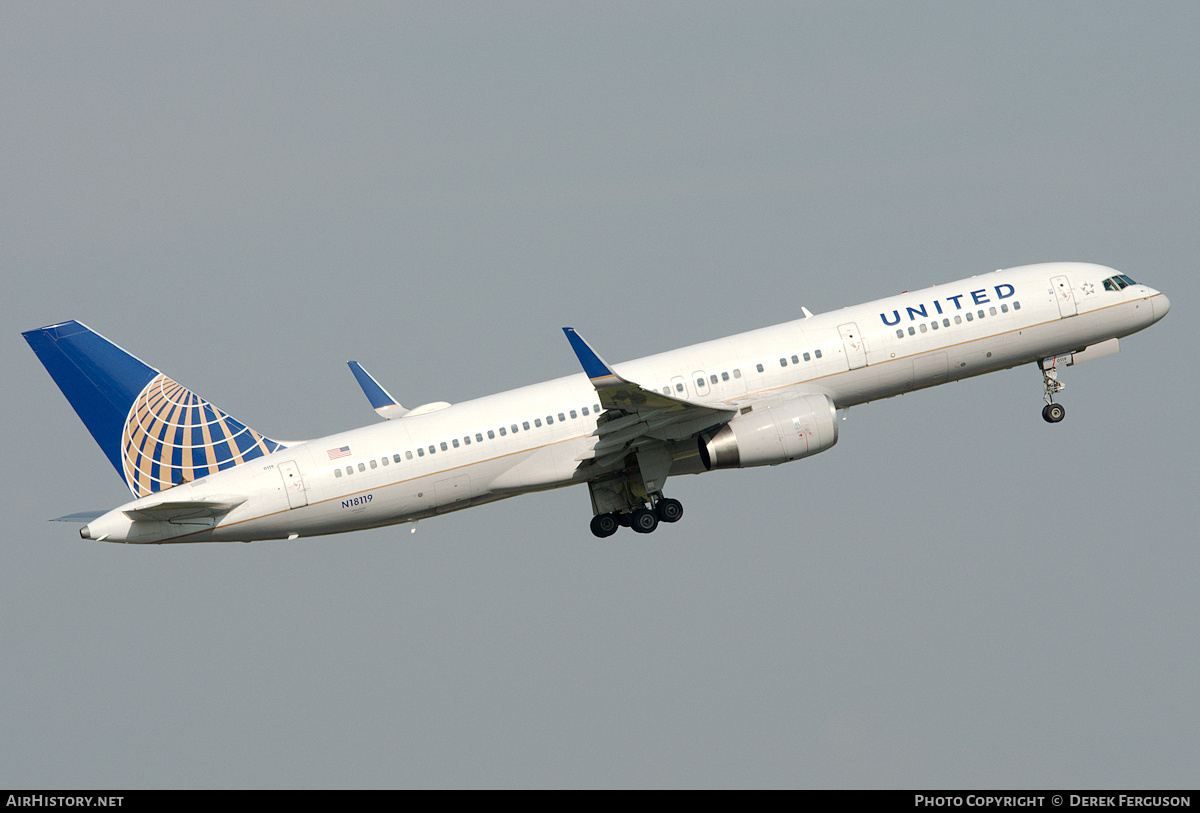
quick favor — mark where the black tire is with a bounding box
[656,498,684,523]
[630,507,659,534]
[1042,403,1066,423]
[590,513,619,538]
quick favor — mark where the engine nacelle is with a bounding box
[698,393,838,470]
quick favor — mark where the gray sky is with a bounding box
[3,2,1197,788]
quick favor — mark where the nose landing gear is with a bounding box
[1042,402,1066,423]
[1039,359,1066,423]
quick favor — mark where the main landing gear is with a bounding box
[587,447,682,537]
[1039,358,1066,423]
[589,495,684,538]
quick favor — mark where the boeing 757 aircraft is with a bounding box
[25,262,1168,542]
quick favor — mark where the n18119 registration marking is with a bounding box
[342,494,373,508]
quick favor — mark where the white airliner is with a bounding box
[25,262,1168,543]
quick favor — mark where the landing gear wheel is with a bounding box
[655,498,683,523]
[1042,403,1066,423]
[590,513,619,538]
[630,507,660,534]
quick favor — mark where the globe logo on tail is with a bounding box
[121,374,282,497]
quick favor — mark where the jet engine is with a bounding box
[698,393,838,470]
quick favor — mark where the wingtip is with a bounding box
[562,326,619,382]
[347,360,400,411]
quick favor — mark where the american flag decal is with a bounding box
[327,446,351,459]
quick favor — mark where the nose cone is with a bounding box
[1153,292,1170,322]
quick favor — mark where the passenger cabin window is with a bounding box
[756,363,764,373]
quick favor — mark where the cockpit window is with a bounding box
[1099,273,1137,292]
[1103,275,1137,291]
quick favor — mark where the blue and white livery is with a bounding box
[24,262,1169,542]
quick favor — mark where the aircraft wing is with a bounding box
[563,328,737,470]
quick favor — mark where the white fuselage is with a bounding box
[84,262,1169,543]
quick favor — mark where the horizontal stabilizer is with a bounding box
[347,361,409,419]
[122,497,246,524]
[51,511,106,523]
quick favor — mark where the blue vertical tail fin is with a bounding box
[23,321,284,497]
